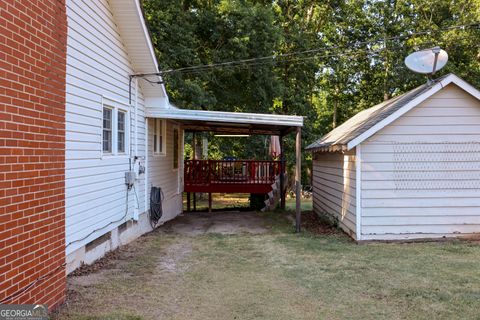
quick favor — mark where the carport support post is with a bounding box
[193,132,197,212]
[295,127,302,233]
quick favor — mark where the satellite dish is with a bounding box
[405,47,448,76]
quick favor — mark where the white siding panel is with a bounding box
[367,134,480,144]
[362,161,480,172]
[312,153,356,238]
[361,84,480,239]
[362,152,480,163]
[363,224,480,236]
[372,125,480,135]
[362,189,480,199]
[391,116,480,126]
[147,119,183,222]
[363,207,480,217]
[362,215,480,226]
[409,107,480,116]
[65,0,158,255]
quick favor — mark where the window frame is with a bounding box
[153,118,166,156]
[117,109,127,154]
[172,126,179,170]
[102,106,113,154]
[101,96,130,158]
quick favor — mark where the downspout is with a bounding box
[135,77,139,157]
[144,117,149,217]
[295,127,302,233]
[133,77,139,220]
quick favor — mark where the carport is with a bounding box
[146,106,304,232]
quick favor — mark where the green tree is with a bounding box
[143,0,480,186]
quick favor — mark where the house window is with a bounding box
[103,107,112,153]
[173,128,179,169]
[117,110,126,153]
[153,119,166,155]
[101,97,129,157]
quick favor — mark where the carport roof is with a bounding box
[146,105,304,135]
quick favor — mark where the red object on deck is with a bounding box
[184,160,281,194]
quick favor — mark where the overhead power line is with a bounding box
[132,22,480,79]
[174,48,384,76]
[128,22,479,103]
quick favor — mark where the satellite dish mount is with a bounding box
[404,46,448,84]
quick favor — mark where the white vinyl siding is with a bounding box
[147,119,183,222]
[65,0,149,254]
[153,119,166,155]
[312,153,357,238]
[360,84,480,240]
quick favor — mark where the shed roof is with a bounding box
[306,74,480,152]
[146,105,303,135]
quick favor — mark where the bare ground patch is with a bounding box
[156,241,193,274]
[157,211,269,236]
[54,211,480,320]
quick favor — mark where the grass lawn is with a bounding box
[183,192,313,212]
[183,192,251,211]
[54,211,480,320]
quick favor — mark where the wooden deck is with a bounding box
[184,160,281,194]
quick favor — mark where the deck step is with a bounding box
[262,174,284,212]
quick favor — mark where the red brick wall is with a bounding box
[0,0,67,310]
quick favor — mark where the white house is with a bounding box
[65,0,184,271]
[306,74,480,241]
[65,0,303,272]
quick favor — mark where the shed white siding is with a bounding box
[65,0,181,256]
[360,84,480,240]
[312,153,357,238]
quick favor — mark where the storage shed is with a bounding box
[306,74,480,241]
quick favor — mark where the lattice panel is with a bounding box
[393,142,480,190]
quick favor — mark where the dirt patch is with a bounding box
[157,242,193,274]
[69,272,108,287]
[300,211,338,235]
[157,211,269,236]
[54,209,480,320]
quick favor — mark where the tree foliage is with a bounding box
[143,0,480,184]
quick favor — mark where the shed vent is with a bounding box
[393,142,480,190]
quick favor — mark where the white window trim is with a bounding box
[153,118,167,157]
[102,106,113,155]
[101,96,131,159]
[117,109,128,155]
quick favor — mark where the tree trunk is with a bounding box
[332,98,338,129]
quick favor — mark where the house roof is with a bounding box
[306,73,480,152]
[110,0,168,99]
[146,105,304,135]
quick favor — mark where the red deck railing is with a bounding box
[184,160,282,193]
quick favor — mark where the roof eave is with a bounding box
[110,0,168,99]
[306,144,348,153]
